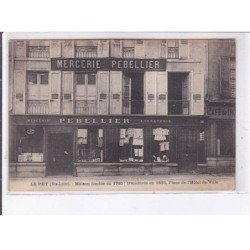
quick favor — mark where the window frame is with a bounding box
[75,72,97,85]
[27,71,49,85]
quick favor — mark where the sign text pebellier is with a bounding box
[51,58,166,71]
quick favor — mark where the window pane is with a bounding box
[40,73,49,84]
[75,73,85,85]
[17,126,44,162]
[27,72,37,84]
[77,128,103,162]
[152,128,170,162]
[88,74,96,85]
[119,128,143,162]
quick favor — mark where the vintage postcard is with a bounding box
[7,35,236,192]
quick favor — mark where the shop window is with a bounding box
[152,128,170,162]
[75,46,97,58]
[28,46,50,58]
[77,128,103,162]
[119,128,143,162]
[16,126,44,162]
[216,122,235,156]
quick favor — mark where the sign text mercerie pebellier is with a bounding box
[51,58,166,71]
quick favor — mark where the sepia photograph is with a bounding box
[7,37,236,192]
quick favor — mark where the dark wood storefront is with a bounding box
[9,115,206,177]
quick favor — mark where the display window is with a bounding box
[152,128,170,162]
[77,128,103,162]
[119,128,143,162]
[16,126,44,162]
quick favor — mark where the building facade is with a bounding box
[8,39,234,177]
[205,39,236,173]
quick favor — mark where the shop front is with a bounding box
[9,115,206,177]
[206,102,235,173]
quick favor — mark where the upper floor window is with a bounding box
[75,46,97,58]
[28,46,50,58]
[168,47,179,59]
[123,47,134,58]
[167,40,179,59]
[75,72,96,85]
[27,72,49,85]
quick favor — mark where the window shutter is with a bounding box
[229,58,236,98]
[14,70,26,114]
[62,72,74,114]
[190,72,204,115]
[156,72,167,115]
[144,72,157,114]
[122,74,131,114]
[110,71,122,114]
[220,56,230,97]
[111,40,122,57]
[179,40,189,59]
[97,71,109,114]
[98,40,109,57]
[50,72,61,114]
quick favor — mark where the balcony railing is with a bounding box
[75,100,97,114]
[75,47,97,58]
[25,100,190,115]
[28,46,50,58]
[27,100,49,114]
[168,100,189,115]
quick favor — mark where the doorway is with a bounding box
[177,128,198,171]
[123,72,144,114]
[47,133,73,176]
[168,73,189,115]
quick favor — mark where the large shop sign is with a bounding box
[51,58,166,71]
[11,115,205,126]
[206,105,235,119]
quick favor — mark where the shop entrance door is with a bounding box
[47,133,73,176]
[177,128,198,171]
